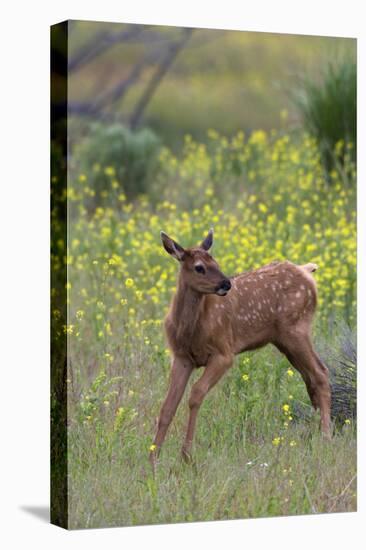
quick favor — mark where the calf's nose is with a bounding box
[221,279,231,291]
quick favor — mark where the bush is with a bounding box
[294,59,356,173]
[327,324,357,424]
[73,123,161,204]
[290,324,356,426]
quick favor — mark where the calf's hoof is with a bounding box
[181,446,193,464]
[149,448,159,473]
[322,430,332,441]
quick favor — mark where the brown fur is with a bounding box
[150,232,331,467]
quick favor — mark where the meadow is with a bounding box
[54,129,356,528]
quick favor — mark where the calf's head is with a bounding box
[160,229,231,296]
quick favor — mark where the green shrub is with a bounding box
[294,59,356,172]
[327,324,357,425]
[291,323,357,426]
[73,123,161,203]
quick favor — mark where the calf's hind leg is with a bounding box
[277,334,331,438]
[275,341,319,410]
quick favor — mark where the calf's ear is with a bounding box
[200,228,214,251]
[160,231,185,261]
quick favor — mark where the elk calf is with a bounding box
[150,229,331,465]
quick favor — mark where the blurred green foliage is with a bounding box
[294,59,356,172]
[68,22,356,149]
[73,123,161,202]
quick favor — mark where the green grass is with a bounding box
[67,343,356,529]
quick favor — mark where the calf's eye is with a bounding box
[195,265,205,274]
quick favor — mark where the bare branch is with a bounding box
[130,28,193,129]
[64,44,171,120]
[68,24,147,72]
[66,27,194,126]
[92,45,165,110]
